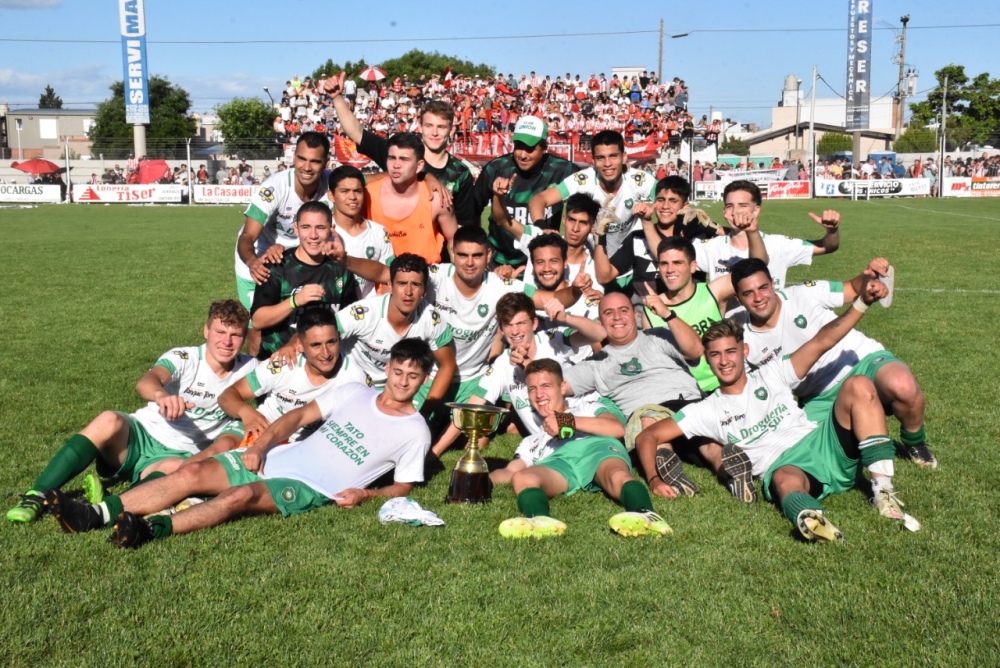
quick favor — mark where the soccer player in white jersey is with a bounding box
[214,307,372,450]
[45,339,436,547]
[430,292,606,457]
[8,301,255,525]
[493,359,672,539]
[529,131,656,294]
[635,277,920,543]
[731,257,937,468]
[235,132,330,356]
[417,226,587,418]
[694,180,840,299]
[325,165,393,300]
[336,254,456,412]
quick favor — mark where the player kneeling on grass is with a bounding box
[635,276,919,543]
[44,339,434,548]
[496,359,672,539]
[7,300,255,524]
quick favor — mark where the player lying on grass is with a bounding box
[44,339,435,548]
[731,257,937,468]
[7,300,255,524]
[496,359,672,539]
[636,274,919,543]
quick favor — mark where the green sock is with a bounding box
[104,495,124,522]
[31,434,99,492]
[900,426,926,447]
[515,488,550,518]
[780,491,823,524]
[620,480,654,513]
[147,515,172,539]
[858,435,895,467]
[130,471,166,489]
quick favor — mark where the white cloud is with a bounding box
[0,64,113,108]
[0,0,64,8]
[178,72,275,113]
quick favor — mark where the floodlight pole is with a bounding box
[939,74,947,198]
[809,65,817,198]
[658,19,664,79]
[894,15,909,138]
[15,118,22,160]
[186,138,193,206]
[263,86,275,108]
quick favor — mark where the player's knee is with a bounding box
[511,469,539,493]
[84,411,128,447]
[217,483,256,510]
[842,375,879,404]
[882,369,923,405]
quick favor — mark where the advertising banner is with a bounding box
[717,168,787,185]
[845,0,873,130]
[193,184,260,204]
[970,177,1000,197]
[73,184,184,203]
[764,180,811,199]
[815,178,930,197]
[0,184,62,203]
[943,177,972,197]
[119,0,150,125]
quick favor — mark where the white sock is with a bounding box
[870,476,893,494]
[868,458,895,477]
[94,502,110,524]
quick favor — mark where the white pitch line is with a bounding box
[887,203,1000,222]
[896,287,1000,294]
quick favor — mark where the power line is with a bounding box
[0,23,998,45]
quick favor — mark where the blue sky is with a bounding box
[1,0,997,127]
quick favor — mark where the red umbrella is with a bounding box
[11,158,62,175]
[138,159,171,184]
[359,66,387,82]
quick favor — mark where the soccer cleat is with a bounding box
[796,509,844,543]
[498,517,534,539]
[609,511,673,538]
[498,515,567,539]
[721,443,757,504]
[82,473,104,505]
[108,512,155,549]
[173,496,205,513]
[906,442,938,470]
[6,491,46,523]
[655,447,698,497]
[44,488,104,534]
[872,483,906,520]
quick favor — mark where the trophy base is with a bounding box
[445,469,493,503]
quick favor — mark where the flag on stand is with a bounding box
[443,65,453,89]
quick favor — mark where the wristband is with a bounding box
[663,309,677,323]
[596,234,608,249]
[852,299,869,313]
[289,293,297,309]
[554,412,576,439]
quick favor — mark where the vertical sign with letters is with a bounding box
[845,0,872,130]
[119,0,150,124]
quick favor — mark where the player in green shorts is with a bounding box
[7,301,254,524]
[43,339,435,547]
[636,276,920,543]
[497,359,672,539]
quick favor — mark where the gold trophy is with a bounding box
[444,403,508,503]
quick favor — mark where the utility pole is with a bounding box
[939,74,948,198]
[658,18,664,79]
[894,14,910,138]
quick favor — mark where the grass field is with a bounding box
[1,197,999,666]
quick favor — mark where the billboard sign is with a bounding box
[845,0,872,130]
[119,0,150,124]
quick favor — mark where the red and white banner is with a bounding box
[971,176,1000,197]
[0,183,62,203]
[193,184,260,204]
[72,183,185,203]
[764,180,811,199]
[332,136,372,169]
[944,177,972,197]
[815,178,930,197]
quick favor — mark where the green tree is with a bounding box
[38,85,63,109]
[909,64,1000,147]
[816,132,853,155]
[310,49,495,89]
[719,137,750,156]
[88,75,196,159]
[893,127,937,153]
[215,97,278,158]
[310,58,369,82]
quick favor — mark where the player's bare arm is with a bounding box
[135,366,192,421]
[217,379,270,436]
[237,218,270,284]
[808,209,841,255]
[421,343,458,418]
[241,400,323,473]
[528,186,563,225]
[334,481,415,509]
[634,417,685,499]
[433,193,459,244]
[252,284,325,329]
[491,174,525,240]
[843,257,890,302]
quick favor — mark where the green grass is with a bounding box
[2,198,999,666]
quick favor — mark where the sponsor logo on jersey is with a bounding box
[260,187,275,203]
[266,359,283,375]
[873,355,886,365]
[429,264,439,273]
[173,350,189,360]
[794,315,807,329]
[515,397,530,410]
[620,357,642,376]
[574,173,588,185]
[802,280,817,287]
[484,366,494,376]
[431,309,442,326]
[632,172,647,186]
[477,304,488,318]
[365,246,375,259]
[739,404,788,440]
[754,387,768,401]
[351,305,369,320]
[502,279,514,286]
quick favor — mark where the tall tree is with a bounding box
[817,132,854,155]
[308,49,495,88]
[38,85,63,109]
[87,75,196,159]
[909,64,1000,148]
[215,97,279,158]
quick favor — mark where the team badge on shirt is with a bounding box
[280,487,296,502]
[260,187,275,203]
[173,351,190,360]
[266,359,283,375]
[574,173,588,185]
[620,357,642,376]
[351,305,369,320]
[755,387,769,401]
[794,315,807,329]
[477,304,489,317]
[431,309,442,326]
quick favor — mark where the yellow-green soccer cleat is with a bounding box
[872,483,905,520]
[498,516,567,539]
[6,491,45,523]
[499,517,535,539]
[796,509,845,543]
[82,473,104,505]
[609,511,673,538]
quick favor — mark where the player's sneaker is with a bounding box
[6,491,45,523]
[82,473,104,504]
[498,517,534,539]
[609,511,673,538]
[872,482,906,520]
[720,443,757,504]
[44,488,103,534]
[108,512,155,549]
[529,515,567,538]
[906,442,938,469]
[795,509,844,543]
[655,447,698,497]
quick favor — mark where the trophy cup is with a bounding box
[444,403,508,503]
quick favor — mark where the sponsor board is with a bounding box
[764,180,811,199]
[694,181,722,200]
[717,168,787,185]
[815,178,930,197]
[193,184,261,204]
[72,184,184,203]
[0,184,62,203]
[971,177,1000,197]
